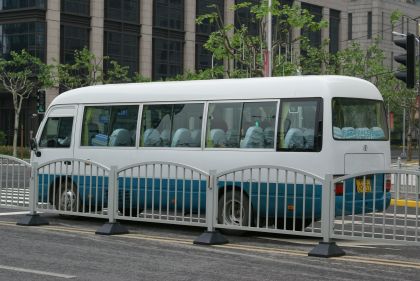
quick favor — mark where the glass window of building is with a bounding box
[367,11,372,39]
[234,0,259,36]
[0,0,45,10]
[105,0,139,23]
[154,0,184,30]
[329,10,340,54]
[61,0,90,16]
[301,3,322,48]
[348,13,352,40]
[153,38,183,80]
[104,31,139,75]
[196,0,224,35]
[60,25,89,64]
[0,21,46,60]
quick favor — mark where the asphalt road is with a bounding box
[0,209,419,281]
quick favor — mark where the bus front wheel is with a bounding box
[54,179,80,212]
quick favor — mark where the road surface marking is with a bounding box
[1,220,420,270]
[0,211,29,216]
[0,265,76,279]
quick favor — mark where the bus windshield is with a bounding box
[332,98,388,140]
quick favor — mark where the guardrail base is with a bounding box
[16,214,49,226]
[308,242,345,258]
[95,222,129,235]
[194,231,228,245]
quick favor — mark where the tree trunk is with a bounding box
[13,109,19,157]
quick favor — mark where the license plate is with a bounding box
[356,179,372,193]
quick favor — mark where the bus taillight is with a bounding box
[385,174,392,192]
[335,182,344,196]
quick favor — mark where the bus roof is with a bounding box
[51,75,383,106]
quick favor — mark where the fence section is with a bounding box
[34,159,110,219]
[332,169,420,245]
[115,162,209,227]
[213,165,324,237]
[0,155,31,209]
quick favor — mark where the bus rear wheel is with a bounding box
[54,179,80,212]
[218,190,251,235]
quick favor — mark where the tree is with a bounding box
[0,50,53,157]
[57,48,149,91]
[196,0,327,77]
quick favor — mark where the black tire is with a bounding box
[54,179,80,212]
[218,190,251,235]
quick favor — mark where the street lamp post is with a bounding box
[267,0,272,77]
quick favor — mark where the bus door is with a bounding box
[33,105,77,166]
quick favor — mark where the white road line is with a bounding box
[0,211,29,216]
[0,265,76,279]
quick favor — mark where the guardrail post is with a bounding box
[96,165,129,235]
[17,162,49,226]
[308,174,345,257]
[194,170,228,245]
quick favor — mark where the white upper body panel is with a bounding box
[50,76,383,107]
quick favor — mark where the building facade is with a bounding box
[0,0,420,145]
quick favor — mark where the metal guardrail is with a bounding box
[332,169,420,245]
[3,154,420,257]
[0,155,31,209]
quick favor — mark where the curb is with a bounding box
[390,199,420,208]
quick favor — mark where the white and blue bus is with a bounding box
[30,76,391,228]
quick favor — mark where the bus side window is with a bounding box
[81,105,138,147]
[278,99,322,152]
[206,101,277,149]
[140,103,204,148]
[39,117,73,148]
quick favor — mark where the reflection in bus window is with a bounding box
[279,99,320,151]
[39,117,73,148]
[140,103,204,147]
[81,106,139,147]
[332,98,388,140]
[206,102,277,149]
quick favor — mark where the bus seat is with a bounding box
[284,128,304,149]
[371,127,385,139]
[190,129,201,147]
[210,129,226,147]
[226,129,240,147]
[171,128,192,147]
[355,127,371,139]
[109,128,131,146]
[160,129,171,146]
[333,126,342,139]
[91,133,109,146]
[240,126,264,148]
[302,128,314,149]
[143,128,161,147]
[263,127,275,148]
[342,127,355,139]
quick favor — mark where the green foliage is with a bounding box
[166,66,224,81]
[0,146,30,159]
[57,48,137,91]
[0,49,52,157]
[197,1,327,78]
[390,10,402,27]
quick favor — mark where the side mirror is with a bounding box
[30,138,42,157]
[30,138,37,151]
